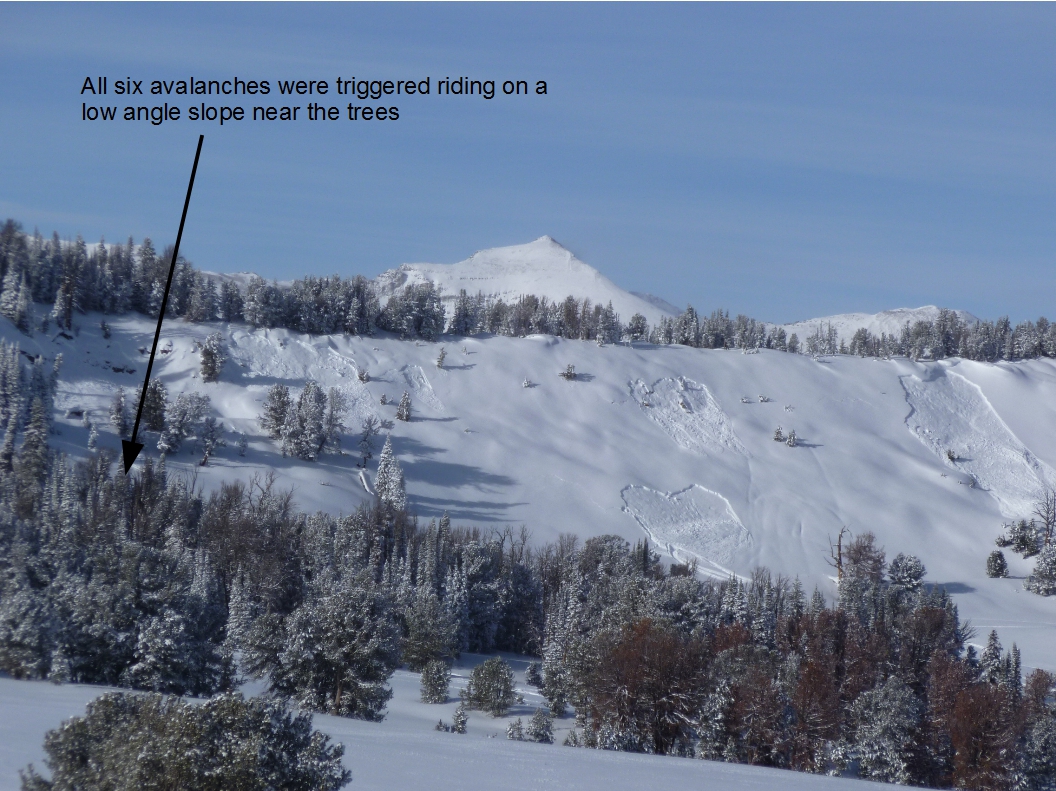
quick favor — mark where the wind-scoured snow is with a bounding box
[5,312,1056,671]
[622,484,751,576]
[777,306,980,346]
[902,370,1056,518]
[374,237,678,326]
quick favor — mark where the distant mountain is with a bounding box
[374,236,678,326]
[775,306,980,345]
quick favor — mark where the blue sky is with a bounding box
[1,3,1054,323]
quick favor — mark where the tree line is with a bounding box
[3,219,1055,363]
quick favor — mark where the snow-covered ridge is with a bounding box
[374,236,678,326]
[776,306,980,346]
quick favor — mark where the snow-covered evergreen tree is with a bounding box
[396,391,411,422]
[981,630,1005,683]
[420,659,450,704]
[526,708,554,743]
[186,276,218,322]
[199,332,225,382]
[247,571,401,720]
[0,270,30,332]
[259,383,291,439]
[403,592,457,670]
[197,416,225,465]
[109,387,130,438]
[142,378,167,432]
[888,553,926,595]
[525,661,543,688]
[452,702,469,734]
[849,677,920,784]
[627,313,649,342]
[506,719,525,740]
[375,437,406,511]
[461,656,516,716]
[217,280,243,322]
[1026,541,1056,596]
[280,380,327,460]
[157,392,210,454]
[320,387,347,454]
[19,692,351,791]
[987,550,1010,578]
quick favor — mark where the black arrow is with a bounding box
[122,135,205,474]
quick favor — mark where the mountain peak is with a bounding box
[377,239,677,324]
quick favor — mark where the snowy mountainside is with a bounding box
[374,236,678,326]
[777,306,980,345]
[6,312,1056,670]
[0,659,890,791]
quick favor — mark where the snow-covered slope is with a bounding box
[6,312,1056,671]
[375,237,678,326]
[777,306,980,345]
[0,657,890,791]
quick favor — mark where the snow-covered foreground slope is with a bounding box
[7,312,1056,670]
[0,657,888,791]
[374,236,678,326]
[776,306,980,346]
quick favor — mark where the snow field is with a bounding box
[0,655,891,791]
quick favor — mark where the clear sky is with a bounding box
[1,3,1054,323]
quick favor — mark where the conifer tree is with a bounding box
[849,677,920,784]
[19,692,351,791]
[452,702,469,734]
[14,397,48,517]
[526,708,554,743]
[320,387,347,455]
[109,387,129,438]
[0,271,30,332]
[142,379,167,432]
[248,571,401,720]
[461,656,516,716]
[506,718,525,740]
[987,550,1009,578]
[396,391,411,422]
[419,659,450,704]
[259,384,291,439]
[403,592,456,670]
[1026,541,1056,596]
[199,332,226,383]
[218,280,244,322]
[374,437,406,511]
[198,416,225,465]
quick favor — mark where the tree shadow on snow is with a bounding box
[409,495,529,523]
[402,458,515,490]
[925,582,976,594]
